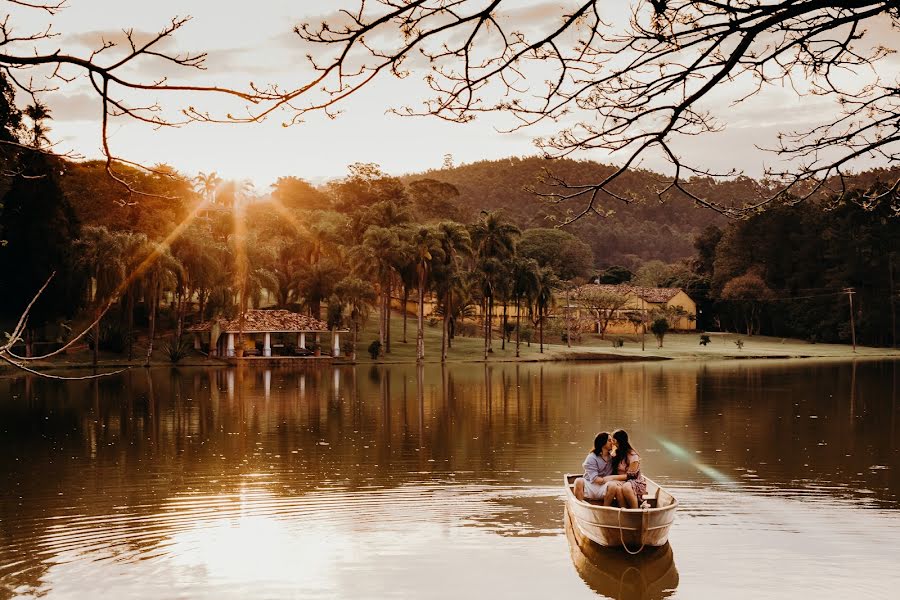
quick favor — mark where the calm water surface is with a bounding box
[1,359,898,599]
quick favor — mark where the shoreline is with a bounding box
[4,335,899,374]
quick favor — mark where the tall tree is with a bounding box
[470,211,520,356]
[533,267,558,354]
[0,152,82,355]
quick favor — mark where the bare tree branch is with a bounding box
[285,1,900,219]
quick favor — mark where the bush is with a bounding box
[163,337,192,363]
[342,340,355,356]
[520,326,534,344]
[612,338,625,348]
[455,321,479,337]
[87,323,132,354]
[734,338,744,350]
[699,334,711,346]
[650,318,670,348]
[367,340,382,360]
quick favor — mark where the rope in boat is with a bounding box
[618,506,649,555]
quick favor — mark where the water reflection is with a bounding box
[564,509,678,599]
[0,359,898,598]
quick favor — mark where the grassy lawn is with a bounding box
[346,312,900,364]
[6,311,898,373]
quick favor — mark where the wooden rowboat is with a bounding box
[564,474,678,554]
[564,507,679,598]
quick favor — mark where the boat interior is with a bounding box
[565,474,675,509]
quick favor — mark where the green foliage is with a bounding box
[598,265,633,284]
[163,337,193,363]
[0,152,83,326]
[697,176,900,346]
[517,228,594,280]
[650,318,670,347]
[699,334,711,346]
[367,339,382,360]
[403,156,729,265]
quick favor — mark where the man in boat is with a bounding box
[574,432,615,502]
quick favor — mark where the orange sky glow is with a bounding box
[9,1,899,189]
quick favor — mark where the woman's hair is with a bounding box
[592,432,610,456]
[612,429,636,472]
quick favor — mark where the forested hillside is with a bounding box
[402,156,738,267]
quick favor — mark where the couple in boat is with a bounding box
[574,429,647,509]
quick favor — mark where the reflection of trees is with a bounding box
[2,359,898,594]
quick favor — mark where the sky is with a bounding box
[8,1,899,191]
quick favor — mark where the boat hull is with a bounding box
[564,507,679,598]
[564,474,677,551]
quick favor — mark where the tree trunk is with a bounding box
[92,316,100,367]
[352,318,358,361]
[501,301,508,350]
[126,285,135,361]
[417,268,425,361]
[515,299,521,358]
[378,283,386,357]
[145,277,159,367]
[565,287,572,348]
[483,298,489,360]
[402,286,409,343]
[441,292,448,363]
[386,279,392,353]
[487,296,494,352]
[539,307,544,354]
[24,328,33,358]
[446,289,453,350]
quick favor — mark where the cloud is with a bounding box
[46,92,100,122]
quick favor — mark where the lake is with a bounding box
[1,359,898,599]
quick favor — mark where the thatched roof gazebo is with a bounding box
[188,309,348,358]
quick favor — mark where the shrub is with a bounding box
[368,340,382,360]
[734,338,744,350]
[612,338,625,348]
[699,334,711,346]
[163,337,192,363]
[86,323,131,354]
[650,318,670,348]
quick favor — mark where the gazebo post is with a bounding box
[299,332,306,349]
[193,333,201,350]
[226,333,235,357]
[263,332,272,357]
[332,332,341,357]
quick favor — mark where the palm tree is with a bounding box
[533,267,558,354]
[23,101,52,148]
[335,276,376,361]
[297,259,343,319]
[170,226,223,337]
[193,171,222,204]
[350,226,401,357]
[411,226,444,361]
[75,226,129,366]
[510,257,540,358]
[434,221,472,361]
[470,211,520,355]
[138,245,183,366]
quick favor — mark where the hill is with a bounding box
[401,156,735,268]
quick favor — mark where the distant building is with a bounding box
[574,284,697,334]
[188,309,347,358]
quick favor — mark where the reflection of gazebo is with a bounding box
[188,309,347,358]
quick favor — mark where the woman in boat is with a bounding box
[574,432,615,501]
[603,429,647,509]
